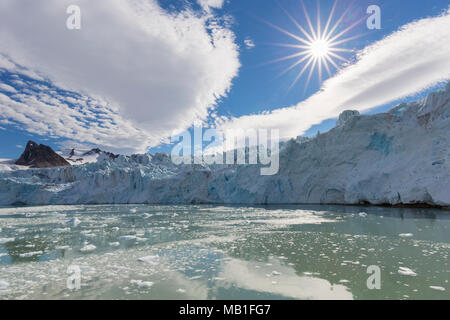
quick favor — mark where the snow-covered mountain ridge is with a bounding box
[0,83,449,207]
[57,148,119,165]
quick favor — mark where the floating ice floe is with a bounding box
[19,251,43,258]
[399,233,413,238]
[176,288,186,293]
[109,242,120,247]
[138,255,159,265]
[119,235,137,241]
[0,238,14,244]
[359,212,368,218]
[80,244,96,253]
[53,228,70,234]
[398,267,417,277]
[80,231,96,238]
[429,286,446,291]
[66,217,81,227]
[130,280,154,288]
[0,280,9,289]
[56,245,70,250]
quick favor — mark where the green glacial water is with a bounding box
[0,205,448,300]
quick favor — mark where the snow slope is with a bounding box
[0,83,449,207]
[57,148,118,165]
[0,159,30,172]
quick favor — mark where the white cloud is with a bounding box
[16,145,23,149]
[0,74,150,154]
[217,10,450,140]
[0,83,17,93]
[244,38,255,49]
[0,0,239,153]
[198,0,224,11]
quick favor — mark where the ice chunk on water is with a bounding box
[138,255,159,265]
[53,228,70,234]
[0,280,9,289]
[359,212,368,218]
[119,235,137,241]
[19,251,43,258]
[56,245,70,250]
[398,267,417,277]
[176,288,186,293]
[130,280,154,288]
[399,233,413,238]
[80,244,96,253]
[66,217,81,227]
[429,286,445,291]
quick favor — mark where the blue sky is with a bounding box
[0,0,449,158]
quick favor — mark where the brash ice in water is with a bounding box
[0,205,448,300]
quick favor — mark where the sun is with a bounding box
[263,0,367,92]
[309,39,330,58]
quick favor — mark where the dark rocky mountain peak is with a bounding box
[15,141,71,168]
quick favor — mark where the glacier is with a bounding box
[0,83,449,207]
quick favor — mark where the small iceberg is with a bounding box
[80,244,96,253]
[138,255,159,265]
[399,233,413,238]
[359,212,368,217]
[429,286,446,292]
[19,251,43,258]
[53,228,70,234]
[0,280,9,290]
[130,280,154,288]
[119,235,137,241]
[66,217,81,227]
[398,267,417,277]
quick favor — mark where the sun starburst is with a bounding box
[264,0,368,92]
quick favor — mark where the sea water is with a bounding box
[0,205,448,300]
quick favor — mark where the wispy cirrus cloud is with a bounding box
[217,9,450,140]
[0,0,240,153]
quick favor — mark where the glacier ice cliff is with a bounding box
[0,83,449,207]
